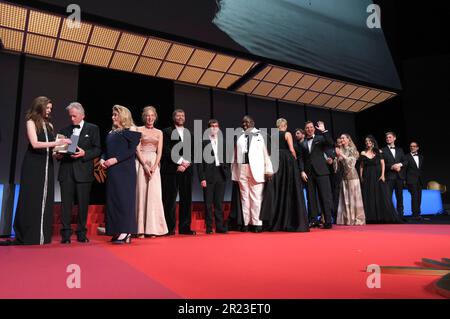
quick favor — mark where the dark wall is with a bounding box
[77,65,174,203]
[402,55,450,203]
[278,102,306,133]
[15,56,79,202]
[0,52,21,183]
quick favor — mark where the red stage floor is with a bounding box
[0,224,449,299]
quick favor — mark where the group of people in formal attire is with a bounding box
[0,96,425,246]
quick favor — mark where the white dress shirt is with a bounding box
[411,153,420,168]
[307,135,315,153]
[175,126,187,165]
[72,120,84,136]
[210,136,220,167]
[389,146,396,158]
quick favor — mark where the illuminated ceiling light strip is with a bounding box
[295,75,319,90]
[51,17,64,58]
[166,43,195,64]
[311,93,333,106]
[298,91,319,104]
[268,85,290,99]
[27,10,61,37]
[81,24,95,64]
[276,69,295,86]
[209,54,235,72]
[336,84,359,98]
[238,79,259,94]
[279,73,305,100]
[279,71,302,86]
[0,2,27,30]
[134,57,162,76]
[154,42,173,77]
[131,36,149,73]
[228,58,254,76]
[55,40,85,63]
[24,33,56,57]
[198,70,224,87]
[117,32,146,55]
[107,31,123,68]
[21,8,30,52]
[349,87,370,100]
[187,49,215,68]
[325,96,345,109]
[264,67,288,84]
[0,27,24,51]
[309,78,331,93]
[174,47,197,82]
[252,81,276,96]
[254,66,272,80]
[60,19,92,43]
[323,81,345,95]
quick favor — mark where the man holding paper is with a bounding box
[56,102,101,244]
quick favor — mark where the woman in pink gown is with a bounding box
[135,106,168,237]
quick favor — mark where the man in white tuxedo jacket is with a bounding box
[232,116,273,232]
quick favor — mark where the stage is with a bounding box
[1,223,449,299]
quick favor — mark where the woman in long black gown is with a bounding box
[0,97,71,246]
[261,119,309,232]
[101,105,141,244]
[360,135,401,224]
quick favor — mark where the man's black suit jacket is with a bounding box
[197,139,230,183]
[381,146,408,181]
[298,131,334,176]
[405,153,424,186]
[58,122,101,183]
[161,126,194,175]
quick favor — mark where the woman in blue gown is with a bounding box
[101,105,141,244]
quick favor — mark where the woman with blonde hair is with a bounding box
[334,134,366,226]
[101,105,141,244]
[135,106,168,237]
[260,118,309,232]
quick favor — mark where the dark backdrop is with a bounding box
[77,65,175,203]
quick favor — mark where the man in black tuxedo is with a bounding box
[382,132,408,218]
[298,121,334,229]
[161,109,196,235]
[197,119,230,234]
[405,141,424,220]
[57,102,101,244]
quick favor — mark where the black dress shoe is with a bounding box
[179,230,197,235]
[206,229,213,234]
[0,239,21,246]
[61,238,71,244]
[240,225,249,232]
[216,229,228,234]
[322,223,333,229]
[309,221,320,228]
[253,226,263,233]
[77,237,89,243]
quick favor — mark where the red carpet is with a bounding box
[1,224,449,299]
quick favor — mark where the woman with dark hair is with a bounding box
[0,97,71,246]
[360,135,401,223]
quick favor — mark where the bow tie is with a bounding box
[306,137,314,141]
[412,153,418,156]
[389,147,395,149]
[72,124,81,129]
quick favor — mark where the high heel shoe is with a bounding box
[112,233,131,244]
